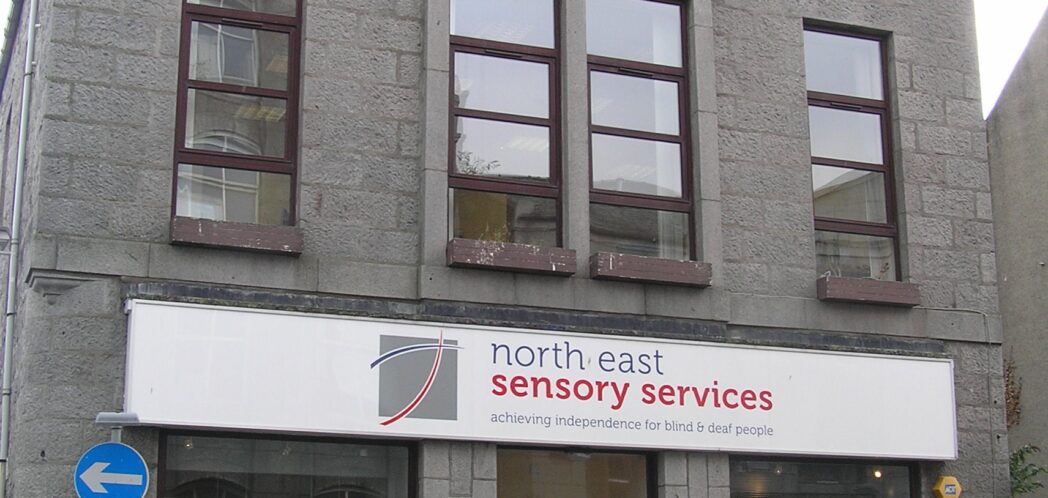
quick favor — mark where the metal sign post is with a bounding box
[74,412,147,498]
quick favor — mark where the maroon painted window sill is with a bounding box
[446,238,576,276]
[590,252,712,287]
[170,216,303,255]
[816,276,920,307]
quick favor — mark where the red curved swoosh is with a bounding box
[381,332,444,426]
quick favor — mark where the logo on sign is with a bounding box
[372,333,462,425]
[945,485,957,494]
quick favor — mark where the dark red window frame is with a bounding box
[448,3,562,246]
[586,0,694,259]
[171,1,302,225]
[806,25,900,281]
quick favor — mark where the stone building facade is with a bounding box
[989,9,1048,494]
[0,0,1004,496]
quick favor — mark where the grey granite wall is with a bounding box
[989,9,1048,497]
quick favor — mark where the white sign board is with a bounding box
[124,300,957,460]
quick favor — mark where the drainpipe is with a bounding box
[0,0,40,495]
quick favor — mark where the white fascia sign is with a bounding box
[124,300,957,460]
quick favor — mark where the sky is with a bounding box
[0,1,1042,117]
[975,0,1048,116]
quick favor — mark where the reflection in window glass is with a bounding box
[816,230,897,280]
[176,164,291,225]
[451,0,554,48]
[812,165,887,223]
[591,71,679,135]
[188,0,296,16]
[591,203,688,259]
[164,435,410,498]
[454,53,549,118]
[809,106,883,164]
[451,189,557,246]
[731,458,911,498]
[587,0,682,67]
[498,449,648,498]
[185,90,287,158]
[190,22,289,90]
[455,117,550,181]
[804,30,883,100]
[592,134,682,197]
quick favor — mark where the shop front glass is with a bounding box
[731,458,912,498]
[498,448,651,497]
[162,434,411,498]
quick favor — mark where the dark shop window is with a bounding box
[730,457,913,498]
[497,448,652,498]
[162,434,411,498]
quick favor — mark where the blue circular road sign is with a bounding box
[74,442,149,498]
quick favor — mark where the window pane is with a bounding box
[185,89,287,158]
[587,0,682,67]
[731,458,911,498]
[451,0,554,48]
[454,53,549,118]
[455,117,550,181]
[498,449,648,498]
[190,22,289,90]
[451,189,557,246]
[164,435,410,497]
[809,106,883,164]
[591,71,679,134]
[812,165,887,223]
[804,30,883,100]
[188,0,296,16]
[591,203,689,259]
[176,164,291,225]
[592,134,682,197]
[816,230,897,281]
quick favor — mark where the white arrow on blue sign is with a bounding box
[74,442,149,498]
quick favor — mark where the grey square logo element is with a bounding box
[374,334,459,425]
